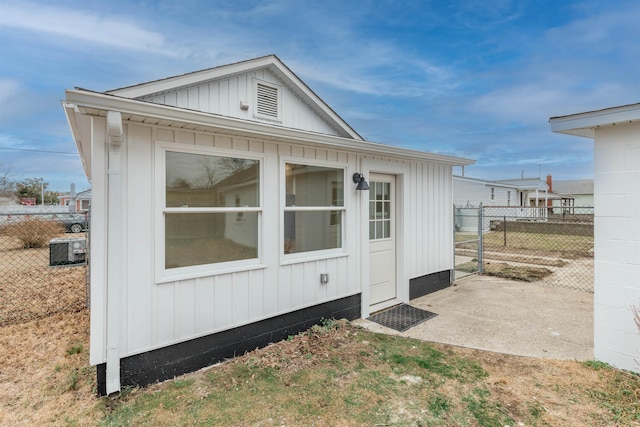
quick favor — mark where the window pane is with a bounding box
[383,220,390,238]
[376,183,380,200]
[166,151,259,208]
[284,211,341,253]
[165,212,258,268]
[369,221,375,240]
[383,201,390,219]
[383,183,390,200]
[285,164,343,207]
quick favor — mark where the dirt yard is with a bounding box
[1,310,638,426]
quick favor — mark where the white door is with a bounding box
[368,174,396,306]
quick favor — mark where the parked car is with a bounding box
[54,213,88,233]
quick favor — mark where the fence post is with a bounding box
[503,215,507,246]
[451,204,456,285]
[478,203,484,274]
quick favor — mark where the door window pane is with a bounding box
[369,180,392,240]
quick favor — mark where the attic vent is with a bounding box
[256,82,280,119]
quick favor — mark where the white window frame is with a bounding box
[253,78,282,123]
[155,142,265,283]
[280,157,348,265]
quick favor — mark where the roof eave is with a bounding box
[65,88,474,168]
[549,102,640,138]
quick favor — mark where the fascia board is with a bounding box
[454,176,520,189]
[107,55,363,141]
[268,60,364,141]
[550,103,640,138]
[65,89,475,167]
[106,56,278,98]
[62,101,92,178]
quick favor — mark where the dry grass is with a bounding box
[1,218,65,249]
[1,313,638,426]
[0,234,86,326]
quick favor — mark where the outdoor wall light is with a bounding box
[352,173,370,191]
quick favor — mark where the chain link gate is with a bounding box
[0,211,89,326]
[454,204,483,280]
[454,205,594,292]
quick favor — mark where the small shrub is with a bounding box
[2,218,64,248]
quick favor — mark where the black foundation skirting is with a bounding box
[409,270,451,300]
[96,293,361,396]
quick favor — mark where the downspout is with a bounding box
[105,111,123,395]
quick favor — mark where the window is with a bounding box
[164,151,260,269]
[284,163,344,254]
[507,191,511,206]
[491,187,495,201]
[369,181,391,240]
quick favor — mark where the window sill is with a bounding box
[156,262,267,284]
[280,251,349,266]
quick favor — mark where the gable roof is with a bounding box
[494,178,549,191]
[552,179,593,195]
[106,54,363,141]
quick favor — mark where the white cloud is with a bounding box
[0,1,178,56]
[0,78,21,104]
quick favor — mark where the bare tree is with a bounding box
[0,161,16,197]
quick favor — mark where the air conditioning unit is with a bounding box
[49,237,87,266]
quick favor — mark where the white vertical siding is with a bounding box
[90,118,457,361]
[364,157,454,292]
[593,122,640,374]
[139,69,343,137]
[103,123,368,359]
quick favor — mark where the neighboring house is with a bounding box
[63,55,474,395]
[453,175,551,208]
[550,102,640,374]
[59,188,91,212]
[453,175,554,231]
[548,178,594,208]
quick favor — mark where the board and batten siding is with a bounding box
[90,120,456,361]
[408,161,453,279]
[138,69,342,137]
[98,122,361,359]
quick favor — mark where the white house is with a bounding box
[63,55,474,395]
[549,178,594,208]
[453,175,551,208]
[550,102,640,374]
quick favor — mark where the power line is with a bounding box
[0,147,77,155]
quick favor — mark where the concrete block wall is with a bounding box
[593,121,640,373]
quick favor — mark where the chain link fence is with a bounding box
[0,211,89,326]
[454,205,594,292]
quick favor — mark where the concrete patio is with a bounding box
[357,275,594,361]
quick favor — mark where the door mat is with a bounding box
[367,304,438,332]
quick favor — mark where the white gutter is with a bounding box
[105,111,123,395]
[65,89,475,167]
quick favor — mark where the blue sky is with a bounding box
[1,0,638,192]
